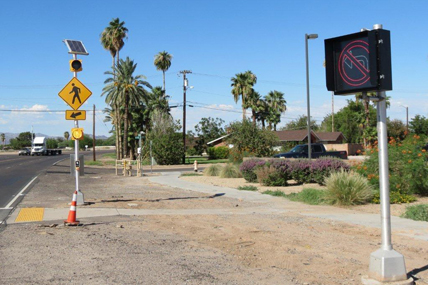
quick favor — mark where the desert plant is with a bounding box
[203,164,222,176]
[324,170,374,206]
[286,188,325,205]
[220,163,242,178]
[401,204,428,222]
[372,191,416,204]
[255,165,288,186]
[239,159,266,182]
[237,185,258,191]
[262,190,287,197]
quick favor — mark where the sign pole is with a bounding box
[73,53,84,205]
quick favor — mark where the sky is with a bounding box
[0,0,427,138]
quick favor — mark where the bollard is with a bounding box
[194,160,198,172]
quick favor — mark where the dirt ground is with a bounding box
[1,164,428,284]
[181,174,428,217]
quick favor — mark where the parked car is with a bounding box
[273,143,348,159]
[18,148,31,156]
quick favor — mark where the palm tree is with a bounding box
[100,29,117,71]
[231,71,257,121]
[265,90,287,131]
[244,90,261,126]
[102,57,152,158]
[154,51,173,95]
[64,131,70,141]
[101,18,128,68]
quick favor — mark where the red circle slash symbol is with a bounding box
[338,40,370,87]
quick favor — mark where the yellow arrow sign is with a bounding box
[65,110,86,120]
[58,77,92,110]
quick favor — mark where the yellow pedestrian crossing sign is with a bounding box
[58,77,92,110]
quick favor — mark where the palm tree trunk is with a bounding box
[274,124,277,131]
[252,110,256,126]
[162,71,166,95]
[115,103,122,160]
[242,94,246,121]
[123,94,129,158]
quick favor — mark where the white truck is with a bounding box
[31,137,62,156]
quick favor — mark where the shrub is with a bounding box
[220,164,242,178]
[324,170,374,206]
[401,204,428,222]
[286,188,325,205]
[289,160,312,184]
[262,190,287,197]
[311,157,350,185]
[372,192,417,204]
[356,134,428,196]
[203,164,221,176]
[239,159,266,182]
[214,146,229,159]
[255,165,288,186]
[237,185,258,191]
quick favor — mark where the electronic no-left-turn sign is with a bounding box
[338,40,370,87]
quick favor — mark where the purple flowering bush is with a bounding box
[311,157,350,185]
[239,159,266,182]
[241,157,349,186]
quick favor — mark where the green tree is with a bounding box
[146,110,183,165]
[282,115,319,131]
[387,119,407,141]
[154,51,173,94]
[46,138,58,149]
[192,117,226,154]
[231,71,257,121]
[1,133,5,149]
[226,119,279,161]
[265,90,287,131]
[409,115,428,135]
[9,132,32,149]
[102,57,152,158]
[321,100,376,144]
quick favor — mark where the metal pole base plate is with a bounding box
[76,191,85,205]
[362,275,414,285]
[365,249,412,283]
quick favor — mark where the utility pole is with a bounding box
[93,104,96,161]
[180,70,192,165]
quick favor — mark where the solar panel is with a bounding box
[63,39,89,55]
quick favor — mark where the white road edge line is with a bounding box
[5,175,39,209]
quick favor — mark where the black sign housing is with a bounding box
[325,29,392,95]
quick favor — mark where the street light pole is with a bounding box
[305,33,318,160]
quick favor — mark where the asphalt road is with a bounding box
[0,150,111,224]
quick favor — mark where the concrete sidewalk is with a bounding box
[6,169,428,242]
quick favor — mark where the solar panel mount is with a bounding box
[63,39,89,55]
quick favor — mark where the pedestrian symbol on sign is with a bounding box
[70,83,82,104]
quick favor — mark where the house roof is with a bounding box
[275,130,320,142]
[316,132,346,142]
[207,134,231,145]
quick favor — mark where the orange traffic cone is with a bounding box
[64,190,80,226]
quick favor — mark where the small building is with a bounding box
[275,130,320,143]
[206,134,231,148]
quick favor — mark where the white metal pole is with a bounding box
[377,92,392,250]
[305,34,312,160]
[73,54,84,205]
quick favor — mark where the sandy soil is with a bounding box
[180,174,428,217]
